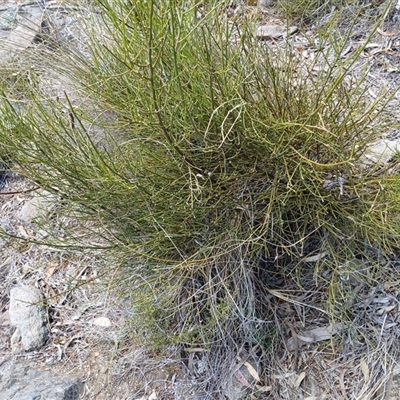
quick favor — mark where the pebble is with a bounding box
[9,285,49,351]
[256,24,298,40]
[0,359,82,400]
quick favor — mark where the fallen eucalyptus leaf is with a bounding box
[235,369,251,387]
[244,361,260,382]
[303,252,327,262]
[287,323,344,351]
[294,371,306,388]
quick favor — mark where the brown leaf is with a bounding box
[46,266,57,278]
[377,27,400,37]
[287,323,344,351]
[294,371,306,388]
[303,252,327,262]
[255,384,272,392]
[235,369,251,387]
[244,361,260,382]
[360,359,370,385]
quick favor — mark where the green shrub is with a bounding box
[0,0,399,394]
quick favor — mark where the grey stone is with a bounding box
[0,7,43,63]
[18,190,57,222]
[9,285,49,351]
[0,358,82,400]
[222,358,260,400]
[378,366,400,400]
[258,0,275,7]
[363,139,400,165]
[256,24,298,40]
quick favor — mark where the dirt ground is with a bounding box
[2,1,400,400]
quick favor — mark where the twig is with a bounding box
[339,369,349,400]
[0,186,40,195]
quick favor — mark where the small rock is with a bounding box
[18,190,56,222]
[257,0,275,7]
[0,358,82,400]
[223,378,248,400]
[0,8,43,64]
[256,24,298,40]
[9,285,49,351]
[363,139,400,165]
[223,357,260,400]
